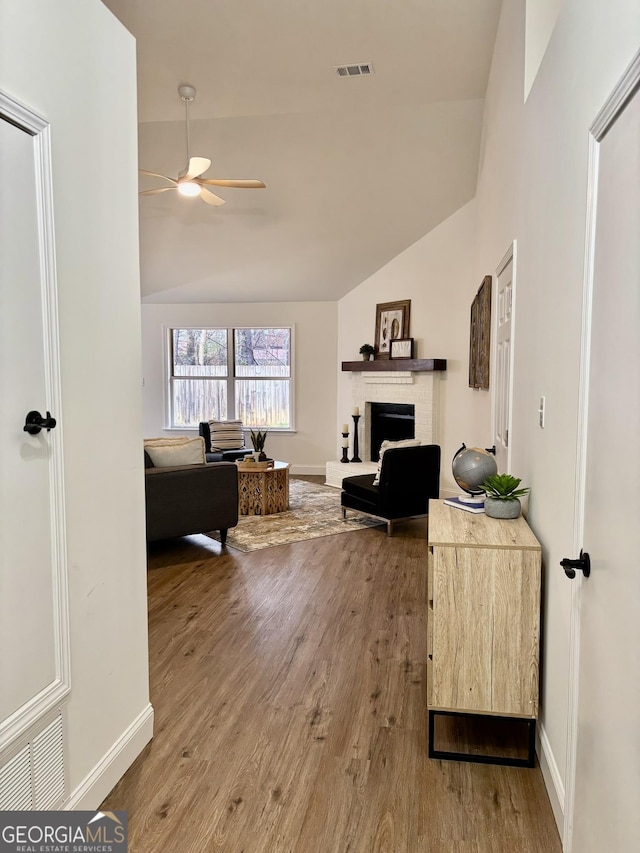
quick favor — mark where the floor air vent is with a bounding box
[0,712,66,810]
[0,745,33,810]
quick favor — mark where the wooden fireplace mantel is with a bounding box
[341,358,447,373]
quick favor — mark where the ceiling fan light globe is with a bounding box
[177,181,201,197]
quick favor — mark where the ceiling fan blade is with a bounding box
[139,187,176,195]
[199,179,266,189]
[199,187,226,207]
[138,169,177,185]
[181,157,211,180]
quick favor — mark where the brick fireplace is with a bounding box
[325,367,442,488]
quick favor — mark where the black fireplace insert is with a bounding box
[369,402,415,461]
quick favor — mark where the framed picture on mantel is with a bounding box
[375,299,411,360]
[390,338,414,359]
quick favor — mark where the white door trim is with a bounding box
[0,90,70,754]
[496,241,516,278]
[491,240,517,472]
[563,49,640,852]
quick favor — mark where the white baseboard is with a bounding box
[65,703,154,810]
[537,721,565,836]
[290,465,326,475]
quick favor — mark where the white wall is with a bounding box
[141,302,337,472]
[1,0,151,805]
[475,0,640,829]
[336,0,640,831]
[338,200,490,495]
[524,0,564,98]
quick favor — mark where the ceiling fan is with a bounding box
[138,85,266,207]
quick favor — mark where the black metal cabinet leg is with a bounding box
[428,710,536,768]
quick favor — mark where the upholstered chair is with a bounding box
[198,420,251,463]
[341,444,441,535]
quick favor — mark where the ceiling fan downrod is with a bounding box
[178,85,196,165]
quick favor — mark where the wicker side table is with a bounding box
[237,460,290,516]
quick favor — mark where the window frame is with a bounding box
[164,325,295,431]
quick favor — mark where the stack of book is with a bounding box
[443,496,485,513]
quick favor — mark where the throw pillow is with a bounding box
[143,436,206,468]
[373,438,421,485]
[209,419,245,451]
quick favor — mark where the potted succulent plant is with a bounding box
[359,343,375,361]
[481,473,530,519]
[250,429,269,461]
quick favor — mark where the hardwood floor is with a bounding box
[102,505,562,853]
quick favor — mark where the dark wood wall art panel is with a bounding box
[469,275,492,389]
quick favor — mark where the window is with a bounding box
[171,329,228,427]
[234,328,291,428]
[169,327,292,429]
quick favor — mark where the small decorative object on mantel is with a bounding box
[480,473,529,519]
[375,299,411,360]
[250,428,268,462]
[390,337,414,359]
[359,343,375,361]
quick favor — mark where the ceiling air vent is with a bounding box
[335,63,374,78]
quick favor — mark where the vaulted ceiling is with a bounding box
[103,0,502,303]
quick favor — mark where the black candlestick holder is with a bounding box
[341,432,349,463]
[351,415,362,463]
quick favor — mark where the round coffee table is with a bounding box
[236,460,290,516]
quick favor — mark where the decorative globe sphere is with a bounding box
[452,444,498,495]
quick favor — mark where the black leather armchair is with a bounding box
[341,444,441,535]
[198,421,251,463]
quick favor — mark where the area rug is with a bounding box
[206,479,383,552]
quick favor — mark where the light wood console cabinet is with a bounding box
[427,500,542,766]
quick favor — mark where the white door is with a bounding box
[493,245,515,473]
[566,59,640,851]
[0,95,69,771]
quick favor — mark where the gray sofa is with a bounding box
[144,458,239,543]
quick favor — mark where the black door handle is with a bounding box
[24,410,57,435]
[560,550,591,579]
